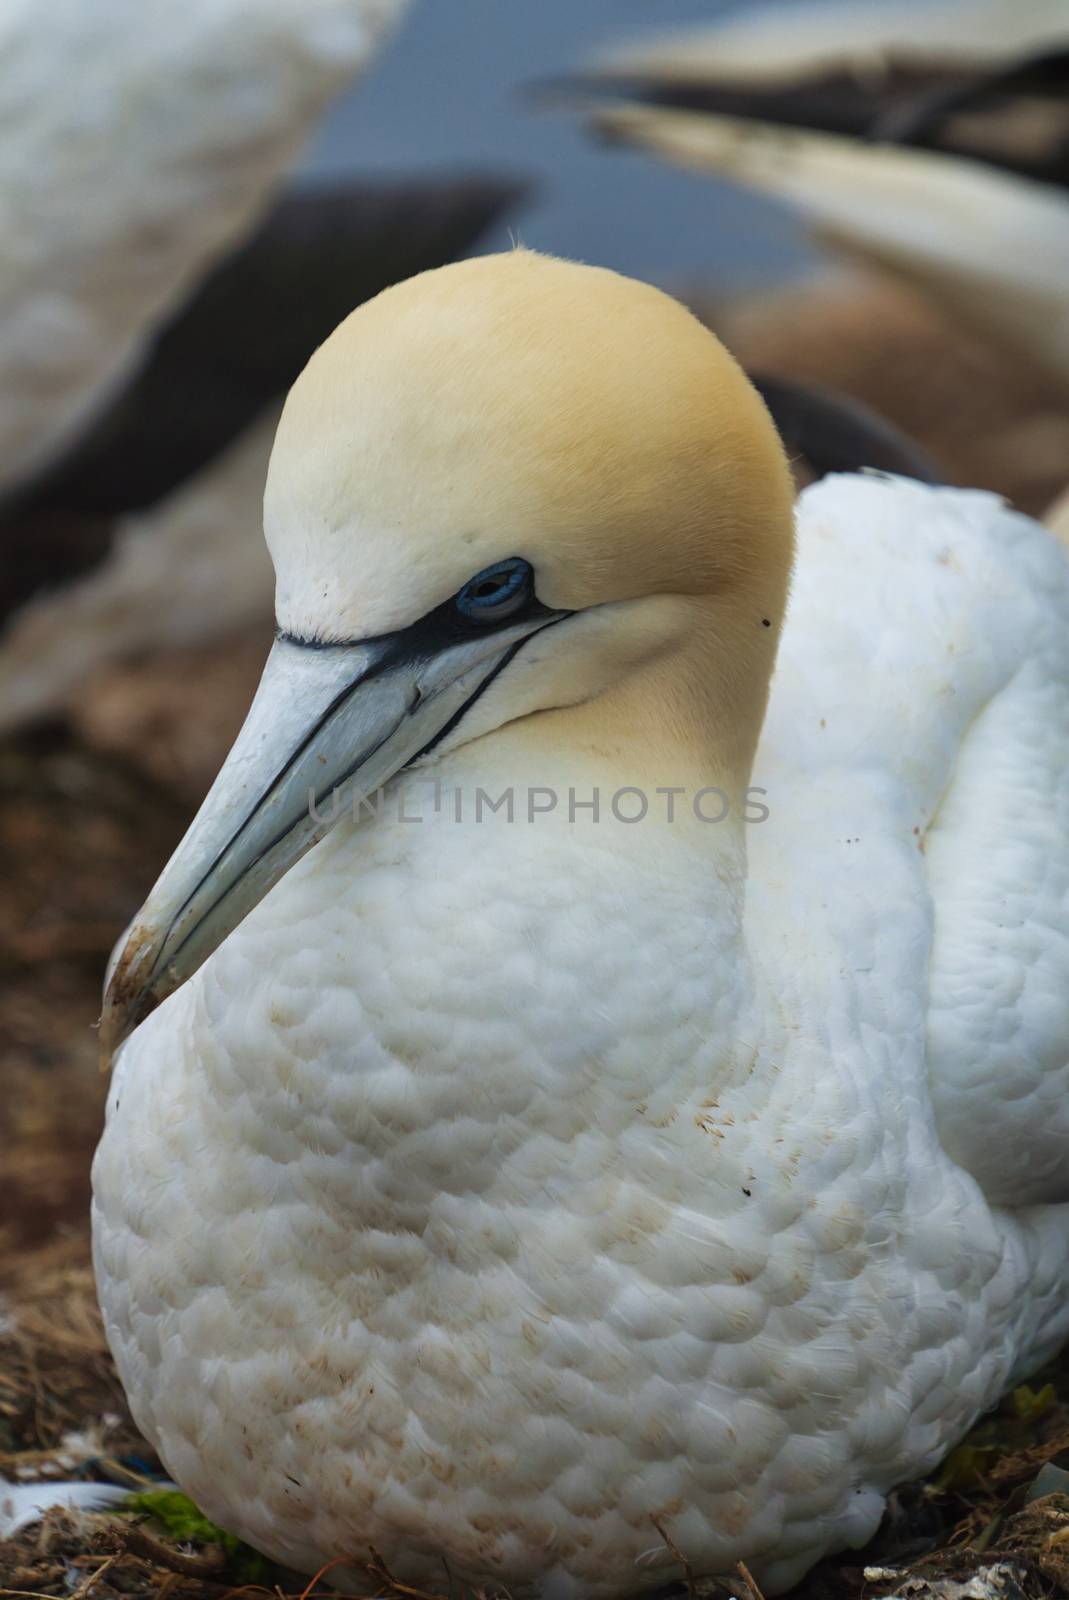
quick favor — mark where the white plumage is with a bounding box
[92,254,1069,1597]
[0,0,406,494]
[755,475,1069,1210]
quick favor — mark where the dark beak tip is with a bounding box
[99,920,164,1068]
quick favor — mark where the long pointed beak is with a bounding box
[100,609,561,1062]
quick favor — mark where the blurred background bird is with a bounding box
[552,0,1069,521]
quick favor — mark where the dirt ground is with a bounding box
[3,272,1069,1597]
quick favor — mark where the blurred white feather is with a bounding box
[568,0,1069,389]
[0,0,408,494]
[0,412,278,733]
[600,0,1067,83]
[0,1476,131,1538]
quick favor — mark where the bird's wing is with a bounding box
[754,473,1069,1206]
[922,551,1069,1207]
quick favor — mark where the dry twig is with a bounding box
[650,1511,696,1596]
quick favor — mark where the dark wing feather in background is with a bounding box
[546,47,1069,188]
[0,174,524,624]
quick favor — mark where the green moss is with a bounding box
[121,1488,269,1580]
[1007,1382,1056,1425]
[933,1383,1058,1490]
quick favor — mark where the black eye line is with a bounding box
[409,611,570,764]
[277,560,542,653]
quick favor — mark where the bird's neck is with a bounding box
[482,589,782,828]
[301,592,783,1129]
[347,738,757,1127]
[395,616,769,1089]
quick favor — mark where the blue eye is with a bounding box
[456,558,533,622]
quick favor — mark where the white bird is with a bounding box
[0,0,408,496]
[559,0,1069,391]
[92,253,1069,1598]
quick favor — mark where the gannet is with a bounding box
[93,251,1069,1598]
[556,0,1069,390]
